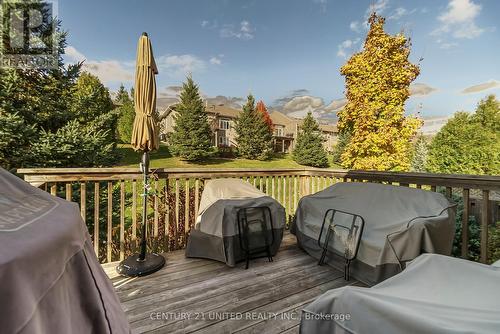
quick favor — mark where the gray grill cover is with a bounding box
[0,168,130,334]
[186,179,286,266]
[292,182,456,285]
[300,254,500,334]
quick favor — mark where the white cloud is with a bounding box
[65,45,134,84]
[83,60,134,84]
[313,0,328,12]
[410,83,438,96]
[337,38,360,59]
[432,0,485,39]
[156,54,206,75]
[461,80,500,94]
[220,21,255,40]
[349,21,362,33]
[65,46,211,83]
[324,98,348,112]
[437,40,459,49]
[273,91,345,119]
[390,7,407,20]
[367,0,389,16]
[65,45,85,62]
[209,56,222,65]
[201,20,218,29]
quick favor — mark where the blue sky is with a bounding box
[61,0,500,119]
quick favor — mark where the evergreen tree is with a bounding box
[115,84,135,143]
[410,134,428,172]
[235,95,273,160]
[292,112,329,167]
[115,84,131,105]
[0,1,119,169]
[331,130,351,165]
[169,76,213,161]
[426,95,500,175]
[338,13,421,171]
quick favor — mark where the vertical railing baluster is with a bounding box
[175,179,180,249]
[184,178,190,243]
[446,187,452,199]
[120,181,125,261]
[293,176,299,214]
[462,188,469,259]
[288,175,292,217]
[51,183,57,196]
[66,183,72,201]
[154,180,159,239]
[94,182,100,257]
[165,178,170,244]
[132,180,137,250]
[107,181,112,263]
[271,176,275,199]
[277,176,281,204]
[80,183,86,223]
[480,190,490,263]
[194,179,200,220]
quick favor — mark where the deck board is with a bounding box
[102,233,361,334]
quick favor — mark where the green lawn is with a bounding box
[116,144,341,169]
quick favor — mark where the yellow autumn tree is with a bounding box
[338,14,422,171]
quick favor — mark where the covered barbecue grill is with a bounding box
[300,254,500,334]
[0,168,130,334]
[186,178,286,267]
[291,182,456,285]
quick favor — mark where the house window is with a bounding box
[219,119,230,130]
[274,126,284,137]
[219,136,230,146]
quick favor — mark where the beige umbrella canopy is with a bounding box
[131,32,159,152]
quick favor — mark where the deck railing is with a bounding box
[17,168,500,264]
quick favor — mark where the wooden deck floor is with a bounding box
[102,233,362,334]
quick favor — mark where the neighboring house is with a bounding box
[161,105,338,152]
[161,103,240,148]
[270,111,338,153]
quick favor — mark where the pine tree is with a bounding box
[410,134,428,172]
[292,112,329,167]
[115,84,135,143]
[116,84,131,105]
[169,76,213,161]
[331,130,351,165]
[338,13,421,171]
[235,96,274,160]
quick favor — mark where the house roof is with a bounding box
[270,111,338,133]
[206,104,241,119]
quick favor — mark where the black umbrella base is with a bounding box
[116,253,166,277]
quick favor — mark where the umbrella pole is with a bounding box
[138,150,149,261]
[116,150,165,277]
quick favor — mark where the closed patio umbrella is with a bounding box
[117,32,165,277]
